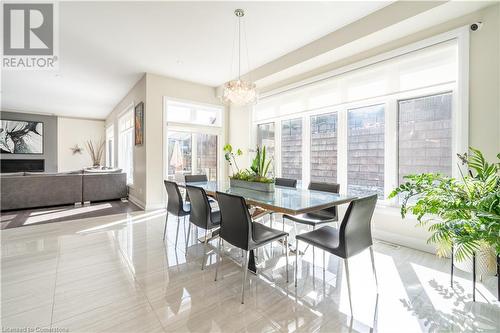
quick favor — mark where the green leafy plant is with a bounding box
[223,144,243,174]
[389,148,500,261]
[250,146,273,179]
[223,144,274,184]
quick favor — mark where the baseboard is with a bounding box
[373,229,436,254]
[128,194,146,210]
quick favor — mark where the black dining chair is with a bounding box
[294,194,378,315]
[214,191,289,304]
[269,177,297,230]
[163,180,190,249]
[185,185,221,270]
[184,174,217,206]
[283,182,340,229]
[284,182,340,269]
[184,174,209,183]
[275,177,298,188]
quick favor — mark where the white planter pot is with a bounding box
[454,245,497,279]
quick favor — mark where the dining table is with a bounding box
[178,180,357,273]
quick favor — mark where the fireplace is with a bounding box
[1,159,45,173]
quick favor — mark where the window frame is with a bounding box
[105,124,115,168]
[118,105,135,185]
[251,28,468,208]
[162,97,225,207]
[253,82,462,206]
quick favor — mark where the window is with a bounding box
[348,104,385,198]
[253,33,467,204]
[166,100,222,127]
[311,113,337,183]
[167,131,192,177]
[257,123,275,175]
[105,125,114,168]
[196,133,218,181]
[118,109,134,184]
[257,122,275,154]
[167,131,218,181]
[281,118,302,180]
[398,93,453,184]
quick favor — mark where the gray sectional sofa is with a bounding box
[0,171,128,211]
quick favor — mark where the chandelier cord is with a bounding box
[238,14,241,80]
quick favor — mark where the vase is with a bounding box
[229,178,275,192]
[454,245,497,280]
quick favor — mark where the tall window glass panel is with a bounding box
[167,131,193,180]
[310,112,337,183]
[348,104,385,198]
[118,110,134,184]
[398,93,452,184]
[257,122,275,176]
[196,133,218,181]
[167,131,217,181]
[281,118,302,180]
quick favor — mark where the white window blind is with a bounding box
[254,40,457,122]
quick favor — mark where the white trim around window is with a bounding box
[252,27,469,207]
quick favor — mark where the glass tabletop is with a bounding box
[180,181,356,215]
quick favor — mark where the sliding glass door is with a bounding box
[167,131,218,181]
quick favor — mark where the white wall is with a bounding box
[105,75,146,207]
[57,117,105,172]
[105,73,224,209]
[145,73,223,209]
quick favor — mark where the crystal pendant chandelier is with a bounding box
[222,9,257,106]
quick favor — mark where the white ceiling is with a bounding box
[1,1,392,119]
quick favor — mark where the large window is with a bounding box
[281,118,302,180]
[164,99,223,183]
[348,105,385,198]
[252,34,467,205]
[167,131,218,181]
[106,125,114,168]
[118,109,134,184]
[165,100,222,127]
[311,113,337,183]
[398,93,453,184]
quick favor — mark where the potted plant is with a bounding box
[224,144,275,192]
[389,148,500,280]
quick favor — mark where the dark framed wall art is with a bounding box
[0,120,44,154]
[134,102,144,146]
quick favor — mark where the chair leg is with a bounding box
[451,243,454,287]
[295,239,299,287]
[215,237,222,281]
[369,246,378,292]
[202,230,209,270]
[472,252,476,302]
[174,216,180,248]
[312,225,316,289]
[163,213,169,240]
[344,259,353,316]
[285,236,289,283]
[241,250,250,304]
[185,222,191,255]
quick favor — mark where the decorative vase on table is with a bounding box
[86,139,105,168]
[224,144,275,193]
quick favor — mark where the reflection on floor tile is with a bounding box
[1,210,499,332]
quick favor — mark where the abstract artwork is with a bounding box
[135,102,144,145]
[0,120,43,154]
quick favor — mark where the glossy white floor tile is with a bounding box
[1,210,499,332]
